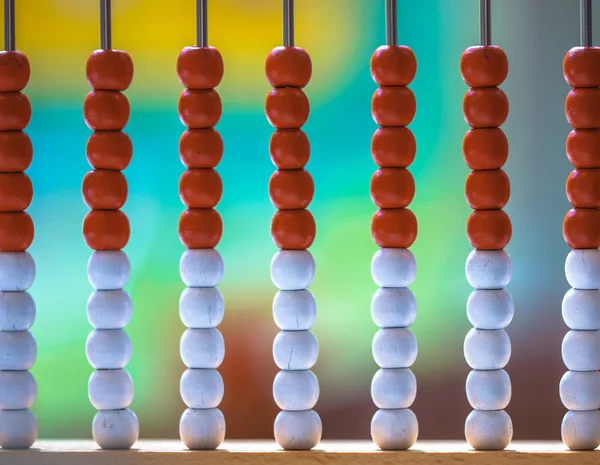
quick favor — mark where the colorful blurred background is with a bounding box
[5,0,598,440]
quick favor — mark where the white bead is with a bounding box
[0,292,35,331]
[372,328,417,369]
[561,410,600,450]
[0,371,36,409]
[88,251,130,290]
[562,289,600,330]
[371,288,416,328]
[0,331,36,370]
[179,287,224,329]
[273,290,317,330]
[273,370,319,411]
[566,249,600,290]
[87,290,132,330]
[88,369,134,410]
[562,330,600,371]
[467,290,514,330]
[371,408,418,450]
[465,409,512,450]
[86,329,132,369]
[466,369,511,410]
[274,410,322,450]
[560,371,600,411]
[273,330,318,370]
[465,250,512,290]
[180,369,224,409]
[0,409,37,449]
[270,250,315,291]
[180,328,225,369]
[92,409,138,450]
[371,368,416,409]
[0,252,35,292]
[371,249,416,288]
[180,408,225,450]
[180,249,224,287]
[464,329,510,370]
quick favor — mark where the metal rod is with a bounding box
[283,0,294,47]
[4,0,15,51]
[480,0,491,46]
[385,0,397,46]
[581,0,592,47]
[197,0,208,47]
[100,0,111,50]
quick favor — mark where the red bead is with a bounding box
[371,128,416,168]
[567,129,600,168]
[372,87,416,127]
[265,88,309,129]
[460,46,508,88]
[370,45,417,86]
[84,90,130,131]
[0,92,31,131]
[0,173,32,212]
[0,131,32,172]
[463,128,508,170]
[266,46,312,88]
[86,131,133,171]
[178,89,222,129]
[563,208,600,249]
[463,88,509,129]
[179,169,223,208]
[371,208,417,248]
[86,49,134,91]
[465,170,510,210]
[467,210,511,250]
[82,170,128,210]
[566,88,600,129]
[270,129,310,169]
[177,46,224,89]
[271,209,316,250]
[179,129,223,169]
[83,210,130,251]
[269,170,314,209]
[370,168,415,209]
[566,169,600,208]
[563,47,600,88]
[0,51,30,91]
[179,208,223,249]
[0,212,33,251]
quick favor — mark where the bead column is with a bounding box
[460,0,513,451]
[368,0,418,451]
[176,0,226,451]
[0,0,38,449]
[560,0,600,451]
[266,0,322,451]
[82,0,138,450]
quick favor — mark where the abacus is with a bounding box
[0,0,599,463]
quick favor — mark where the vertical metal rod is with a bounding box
[480,0,491,46]
[385,0,397,46]
[283,0,294,47]
[4,0,15,51]
[100,0,111,50]
[581,0,592,47]
[197,0,208,47]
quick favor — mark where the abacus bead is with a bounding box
[271,209,316,250]
[0,252,35,291]
[371,368,416,409]
[265,88,310,129]
[467,289,514,329]
[180,129,223,168]
[179,408,225,450]
[179,169,222,208]
[273,330,318,370]
[84,91,130,131]
[465,170,510,210]
[0,131,33,172]
[562,330,600,371]
[87,250,130,290]
[463,129,509,170]
[371,127,416,168]
[565,249,600,289]
[177,46,224,89]
[0,51,30,91]
[562,289,600,330]
[464,329,511,370]
[180,328,225,369]
[179,287,224,328]
[564,47,600,88]
[371,248,416,288]
[179,208,223,249]
[92,409,138,450]
[560,371,600,410]
[566,89,600,129]
[371,168,415,209]
[561,410,600,450]
[567,130,600,169]
[88,369,134,410]
[0,409,37,449]
[266,46,312,88]
[86,49,134,91]
[460,46,509,88]
[274,410,322,450]
[0,330,36,370]
[466,250,512,289]
[372,87,416,127]
[178,89,222,129]
[0,212,34,252]
[85,329,132,369]
[270,129,310,169]
[563,208,600,249]
[83,210,130,251]
[567,169,600,208]
[86,131,132,170]
[371,209,418,248]
[0,291,35,331]
[371,288,417,328]
[87,290,132,329]
[466,369,511,410]
[82,170,128,210]
[465,410,512,451]
[180,249,224,287]
[463,88,509,129]
[371,408,418,450]
[270,250,315,290]
[370,45,417,86]
[467,210,512,250]
[273,370,319,411]
[372,328,418,368]
[180,369,224,409]
[273,290,317,330]
[0,371,36,409]
[0,173,32,211]
[269,170,314,209]
[0,92,31,130]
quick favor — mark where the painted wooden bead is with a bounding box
[563,208,600,249]
[560,371,600,411]
[86,131,132,170]
[371,209,417,248]
[372,87,416,127]
[180,249,224,287]
[0,131,32,172]
[273,370,319,411]
[562,289,600,330]
[565,249,600,290]
[88,369,134,410]
[0,173,32,212]
[179,287,224,329]
[561,410,600,450]
[270,250,315,290]
[274,410,322,451]
[467,210,512,250]
[266,46,312,88]
[460,46,508,88]
[466,369,511,410]
[371,127,416,168]
[465,170,510,210]
[0,252,35,291]
[180,408,225,450]
[371,408,418,450]
[466,249,512,289]
[567,129,600,169]
[265,88,310,129]
[180,129,223,169]
[463,128,508,170]
[0,371,36,409]
[273,290,317,330]
[0,212,34,252]
[371,168,415,209]
[82,170,128,210]
[92,409,138,450]
[179,169,222,209]
[372,328,417,368]
[464,329,510,370]
[87,290,132,329]
[463,88,509,129]
[273,330,318,370]
[271,210,316,250]
[562,330,600,371]
[371,45,417,87]
[178,208,223,249]
[371,287,417,328]
[465,410,512,450]
[180,369,224,409]
[0,291,35,331]
[566,169,600,208]
[371,248,416,288]
[177,46,224,90]
[83,210,130,251]
[86,49,134,91]
[84,91,130,131]
[467,289,514,330]
[87,251,130,290]
[371,368,416,409]
[0,409,37,449]
[564,47,600,88]
[0,51,30,91]
[269,170,314,209]
[270,129,310,169]
[180,328,225,369]
[0,330,36,370]
[566,89,600,129]
[85,329,132,369]
[0,92,31,130]
[178,89,222,129]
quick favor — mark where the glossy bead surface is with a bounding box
[178,208,222,249]
[87,251,130,290]
[371,127,416,168]
[564,47,600,88]
[0,51,30,91]
[266,46,312,88]
[178,89,222,129]
[371,208,417,248]
[265,88,309,129]
[372,87,416,127]
[273,330,318,370]
[83,210,130,251]
[460,46,508,88]
[0,92,30,130]
[0,173,32,212]
[82,170,127,210]
[270,129,310,169]
[180,249,224,288]
[86,49,134,91]
[563,208,600,249]
[371,168,415,209]
[180,129,223,169]
[86,131,132,170]
[370,45,417,86]
[467,210,512,250]
[566,169,600,208]
[371,408,418,450]
[271,209,316,250]
[84,90,130,131]
[463,128,508,170]
[270,250,315,290]
[177,46,224,89]
[465,170,510,210]
[567,129,600,169]
[0,212,33,252]
[372,328,418,369]
[463,88,509,128]
[179,169,222,209]
[371,248,416,288]
[269,170,314,209]
[0,131,33,172]
[566,89,600,129]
